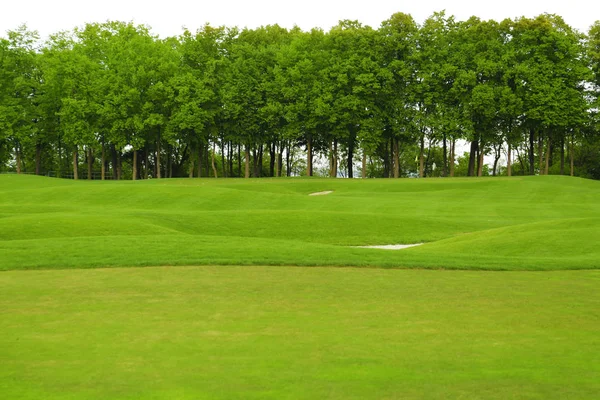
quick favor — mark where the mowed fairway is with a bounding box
[1,266,600,399]
[1,175,600,399]
[1,174,600,270]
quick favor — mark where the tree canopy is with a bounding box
[1,12,599,179]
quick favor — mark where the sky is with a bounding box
[2,0,599,39]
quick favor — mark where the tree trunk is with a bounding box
[237,144,241,177]
[229,141,234,178]
[492,145,500,177]
[211,142,218,178]
[202,141,210,178]
[269,142,275,177]
[307,135,313,176]
[517,147,526,176]
[278,150,283,177]
[347,137,355,179]
[528,127,535,175]
[286,141,291,177]
[393,137,399,178]
[570,135,574,177]
[167,144,173,178]
[177,145,189,178]
[442,134,447,177]
[87,147,93,180]
[329,140,334,177]
[244,145,250,178]
[544,138,551,176]
[101,142,106,180]
[197,145,202,178]
[252,147,258,177]
[156,138,161,179]
[425,139,434,176]
[538,134,544,175]
[35,143,42,175]
[189,145,194,178]
[382,140,389,178]
[333,140,338,178]
[468,140,477,177]
[275,142,280,178]
[475,142,481,177]
[477,147,484,177]
[165,145,169,178]
[362,150,367,179]
[220,140,226,178]
[153,146,158,178]
[548,140,554,170]
[131,149,136,180]
[72,149,79,180]
[449,139,456,177]
[258,144,264,177]
[560,137,565,175]
[111,144,118,180]
[57,138,63,177]
[276,143,282,177]
[507,144,512,177]
[419,136,425,178]
[16,145,22,174]
[143,146,149,179]
[116,150,122,180]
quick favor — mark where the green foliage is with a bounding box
[0,12,598,180]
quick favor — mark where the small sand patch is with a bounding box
[309,191,333,196]
[354,244,423,250]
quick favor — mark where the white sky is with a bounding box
[2,0,599,39]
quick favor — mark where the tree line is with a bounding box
[1,12,600,180]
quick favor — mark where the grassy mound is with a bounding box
[2,177,600,399]
[1,174,599,270]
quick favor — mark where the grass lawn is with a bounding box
[1,175,599,398]
[1,174,600,270]
[1,266,599,399]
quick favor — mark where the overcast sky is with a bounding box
[2,0,599,39]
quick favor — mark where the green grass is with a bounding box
[1,174,600,270]
[2,175,600,399]
[1,266,599,399]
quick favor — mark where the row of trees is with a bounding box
[1,12,600,180]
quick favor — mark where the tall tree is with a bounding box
[0,26,41,174]
[374,13,419,178]
[511,14,589,175]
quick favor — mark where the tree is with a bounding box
[414,12,460,178]
[175,25,226,178]
[326,20,382,178]
[0,26,41,174]
[375,13,419,178]
[511,14,590,175]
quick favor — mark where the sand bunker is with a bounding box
[309,191,333,196]
[354,244,423,250]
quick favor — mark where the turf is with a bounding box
[1,266,599,399]
[1,174,600,270]
[2,176,599,399]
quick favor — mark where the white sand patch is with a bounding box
[309,191,333,196]
[353,244,423,250]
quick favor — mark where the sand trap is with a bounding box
[354,244,423,250]
[309,191,333,196]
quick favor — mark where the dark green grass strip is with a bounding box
[1,233,598,271]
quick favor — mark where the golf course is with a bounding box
[1,175,599,398]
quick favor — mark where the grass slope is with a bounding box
[1,174,600,270]
[1,266,599,399]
